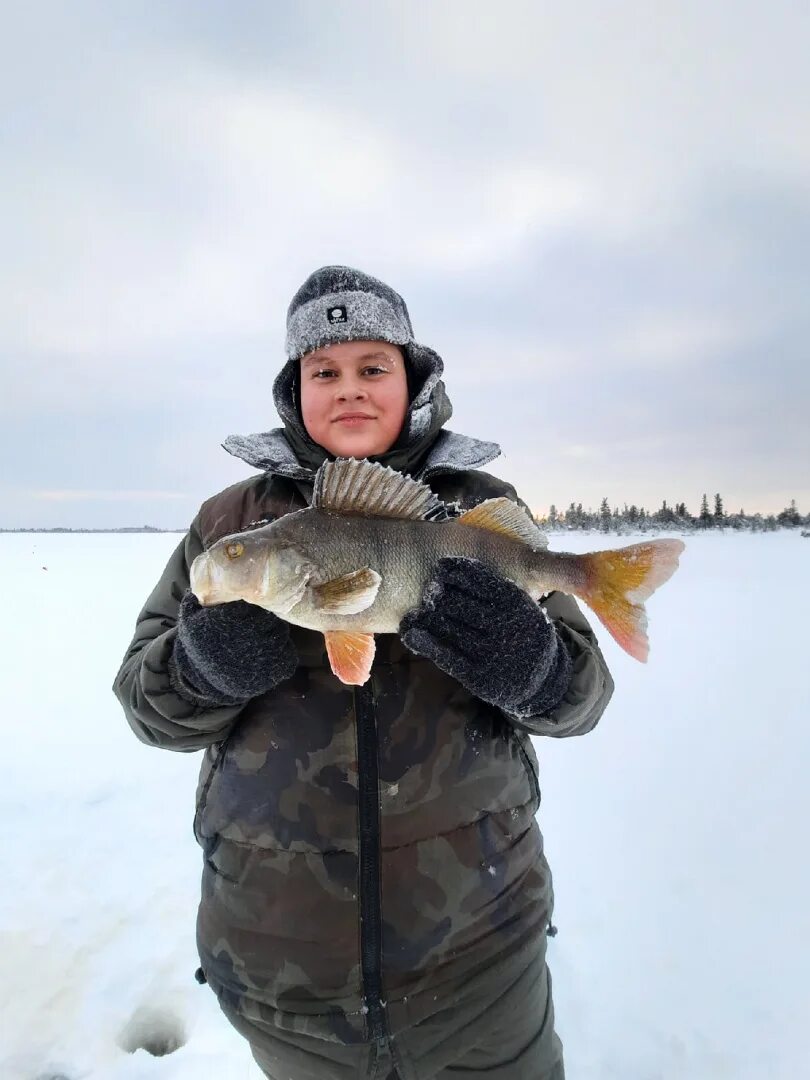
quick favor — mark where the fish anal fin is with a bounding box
[459,498,548,549]
[313,458,444,520]
[311,568,382,615]
[324,630,376,686]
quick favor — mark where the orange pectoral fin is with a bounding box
[324,631,376,686]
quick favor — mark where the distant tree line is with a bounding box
[0,525,183,534]
[2,497,808,536]
[537,495,809,534]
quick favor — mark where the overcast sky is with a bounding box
[3,0,808,528]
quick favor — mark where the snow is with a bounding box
[2,531,809,1079]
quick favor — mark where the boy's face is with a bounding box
[299,339,410,457]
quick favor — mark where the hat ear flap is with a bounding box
[405,363,417,401]
[273,358,303,428]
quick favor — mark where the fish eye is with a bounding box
[225,541,244,559]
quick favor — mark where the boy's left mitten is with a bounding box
[169,591,299,707]
[400,557,573,719]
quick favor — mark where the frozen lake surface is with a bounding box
[1,530,808,1079]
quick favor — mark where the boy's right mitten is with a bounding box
[170,591,298,707]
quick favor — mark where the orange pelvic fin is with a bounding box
[578,539,684,662]
[324,630,376,685]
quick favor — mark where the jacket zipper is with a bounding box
[354,683,387,1041]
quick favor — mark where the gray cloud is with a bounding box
[2,1,809,527]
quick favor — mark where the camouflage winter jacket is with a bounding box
[113,431,614,1045]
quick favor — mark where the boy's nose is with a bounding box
[337,381,368,401]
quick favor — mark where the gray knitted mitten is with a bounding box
[170,591,298,707]
[400,557,573,718]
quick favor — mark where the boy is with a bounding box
[113,266,614,1079]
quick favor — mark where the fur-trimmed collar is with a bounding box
[222,428,501,482]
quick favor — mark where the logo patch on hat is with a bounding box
[327,305,347,324]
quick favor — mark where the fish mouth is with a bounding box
[189,552,210,603]
[189,551,227,605]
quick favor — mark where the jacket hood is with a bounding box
[223,341,501,481]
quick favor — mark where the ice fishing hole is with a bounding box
[117,1005,187,1057]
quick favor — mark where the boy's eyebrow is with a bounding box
[358,351,397,363]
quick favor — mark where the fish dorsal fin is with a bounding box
[312,458,444,520]
[324,630,376,685]
[458,498,549,550]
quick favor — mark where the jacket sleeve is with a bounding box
[507,589,614,738]
[112,519,246,751]
[505,489,615,738]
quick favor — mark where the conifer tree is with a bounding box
[599,497,611,532]
[700,493,711,528]
[777,499,801,527]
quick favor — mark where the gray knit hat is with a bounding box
[285,265,437,368]
[273,266,451,471]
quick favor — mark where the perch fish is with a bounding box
[190,458,685,685]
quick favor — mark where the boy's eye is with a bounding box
[310,366,388,379]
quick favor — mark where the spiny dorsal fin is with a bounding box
[312,458,444,520]
[458,498,549,550]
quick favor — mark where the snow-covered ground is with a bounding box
[1,531,808,1079]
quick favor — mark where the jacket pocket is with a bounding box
[513,731,542,807]
[193,736,233,846]
[204,834,255,886]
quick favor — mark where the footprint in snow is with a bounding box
[117,1005,187,1057]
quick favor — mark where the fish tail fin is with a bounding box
[575,539,684,662]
